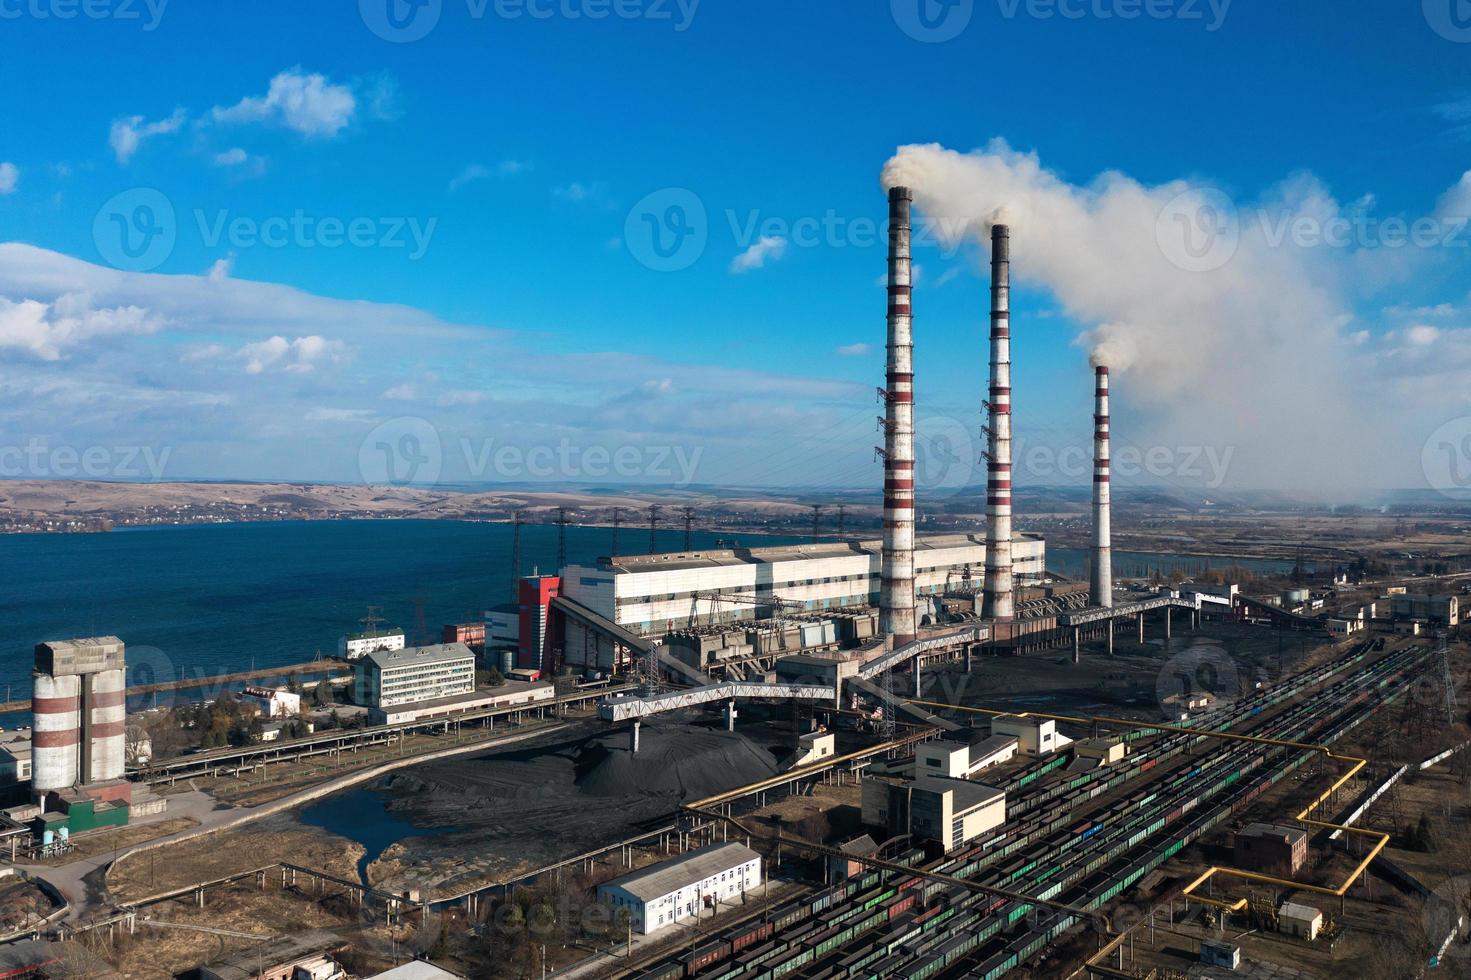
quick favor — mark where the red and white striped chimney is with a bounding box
[880,186,917,646]
[1091,366,1113,608]
[982,224,1015,622]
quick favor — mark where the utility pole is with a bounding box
[610,506,623,558]
[648,505,661,554]
[510,510,523,600]
[682,506,695,551]
[555,507,569,571]
[810,504,823,544]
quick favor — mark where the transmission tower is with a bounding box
[682,506,695,551]
[555,507,569,571]
[510,510,523,600]
[1440,630,1458,726]
[648,504,661,554]
[360,605,385,634]
[610,506,623,558]
[810,504,823,544]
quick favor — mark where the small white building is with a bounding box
[0,731,32,784]
[991,715,1066,757]
[1074,737,1127,766]
[1279,901,1323,941]
[790,731,836,769]
[1326,617,1363,639]
[916,733,1018,778]
[598,842,762,936]
[339,628,406,660]
[242,685,302,719]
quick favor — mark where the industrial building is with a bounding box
[991,715,1066,757]
[1277,901,1324,941]
[862,775,1007,852]
[1074,737,1128,766]
[352,643,476,711]
[915,731,1018,779]
[597,842,762,936]
[198,930,348,980]
[369,681,555,726]
[1390,594,1460,626]
[0,731,32,784]
[1234,822,1308,877]
[558,533,1046,672]
[338,627,405,660]
[32,638,129,811]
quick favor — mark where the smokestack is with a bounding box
[1091,366,1113,608]
[880,186,917,646]
[983,224,1014,621]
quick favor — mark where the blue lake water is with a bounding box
[0,520,1300,703]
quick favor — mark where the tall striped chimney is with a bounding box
[982,224,1014,621]
[880,186,917,646]
[1091,366,1113,608]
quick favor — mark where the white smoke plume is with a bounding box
[880,140,1417,492]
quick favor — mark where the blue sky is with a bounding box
[1,1,1469,497]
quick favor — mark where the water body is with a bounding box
[0,521,1303,703]
[0,520,802,702]
[295,783,459,885]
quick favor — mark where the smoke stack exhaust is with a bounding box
[1091,366,1113,608]
[983,224,1014,622]
[880,186,917,646]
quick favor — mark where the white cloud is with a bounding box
[0,293,162,360]
[212,148,249,167]
[836,343,871,356]
[450,160,532,191]
[553,181,609,205]
[0,163,17,195]
[109,109,186,164]
[730,236,788,274]
[1405,325,1441,346]
[305,407,376,423]
[238,335,346,374]
[212,69,356,138]
[384,383,418,401]
[206,255,234,283]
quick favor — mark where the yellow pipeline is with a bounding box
[904,696,1391,914]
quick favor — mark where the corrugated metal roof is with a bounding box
[600,843,760,902]
[362,643,474,671]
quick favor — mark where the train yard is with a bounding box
[621,638,1435,980]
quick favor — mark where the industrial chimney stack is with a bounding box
[1091,366,1113,608]
[982,224,1015,622]
[880,186,917,646]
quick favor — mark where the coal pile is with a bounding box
[575,726,781,799]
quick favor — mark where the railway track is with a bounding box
[625,640,1429,980]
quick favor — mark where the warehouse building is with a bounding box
[862,776,1007,852]
[1278,901,1323,941]
[353,644,476,711]
[1390,594,1460,627]
[991,715,1067,757]
[1235,822,1308,877]
[597,842,762,936]
[561,532,1046,641]
[241,686,301,719]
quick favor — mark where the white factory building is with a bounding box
[915,732,1018,779]
[353,643,476,710]
[862,776,1008,852]
[562,532,1046,639]
[598,842,762,936]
